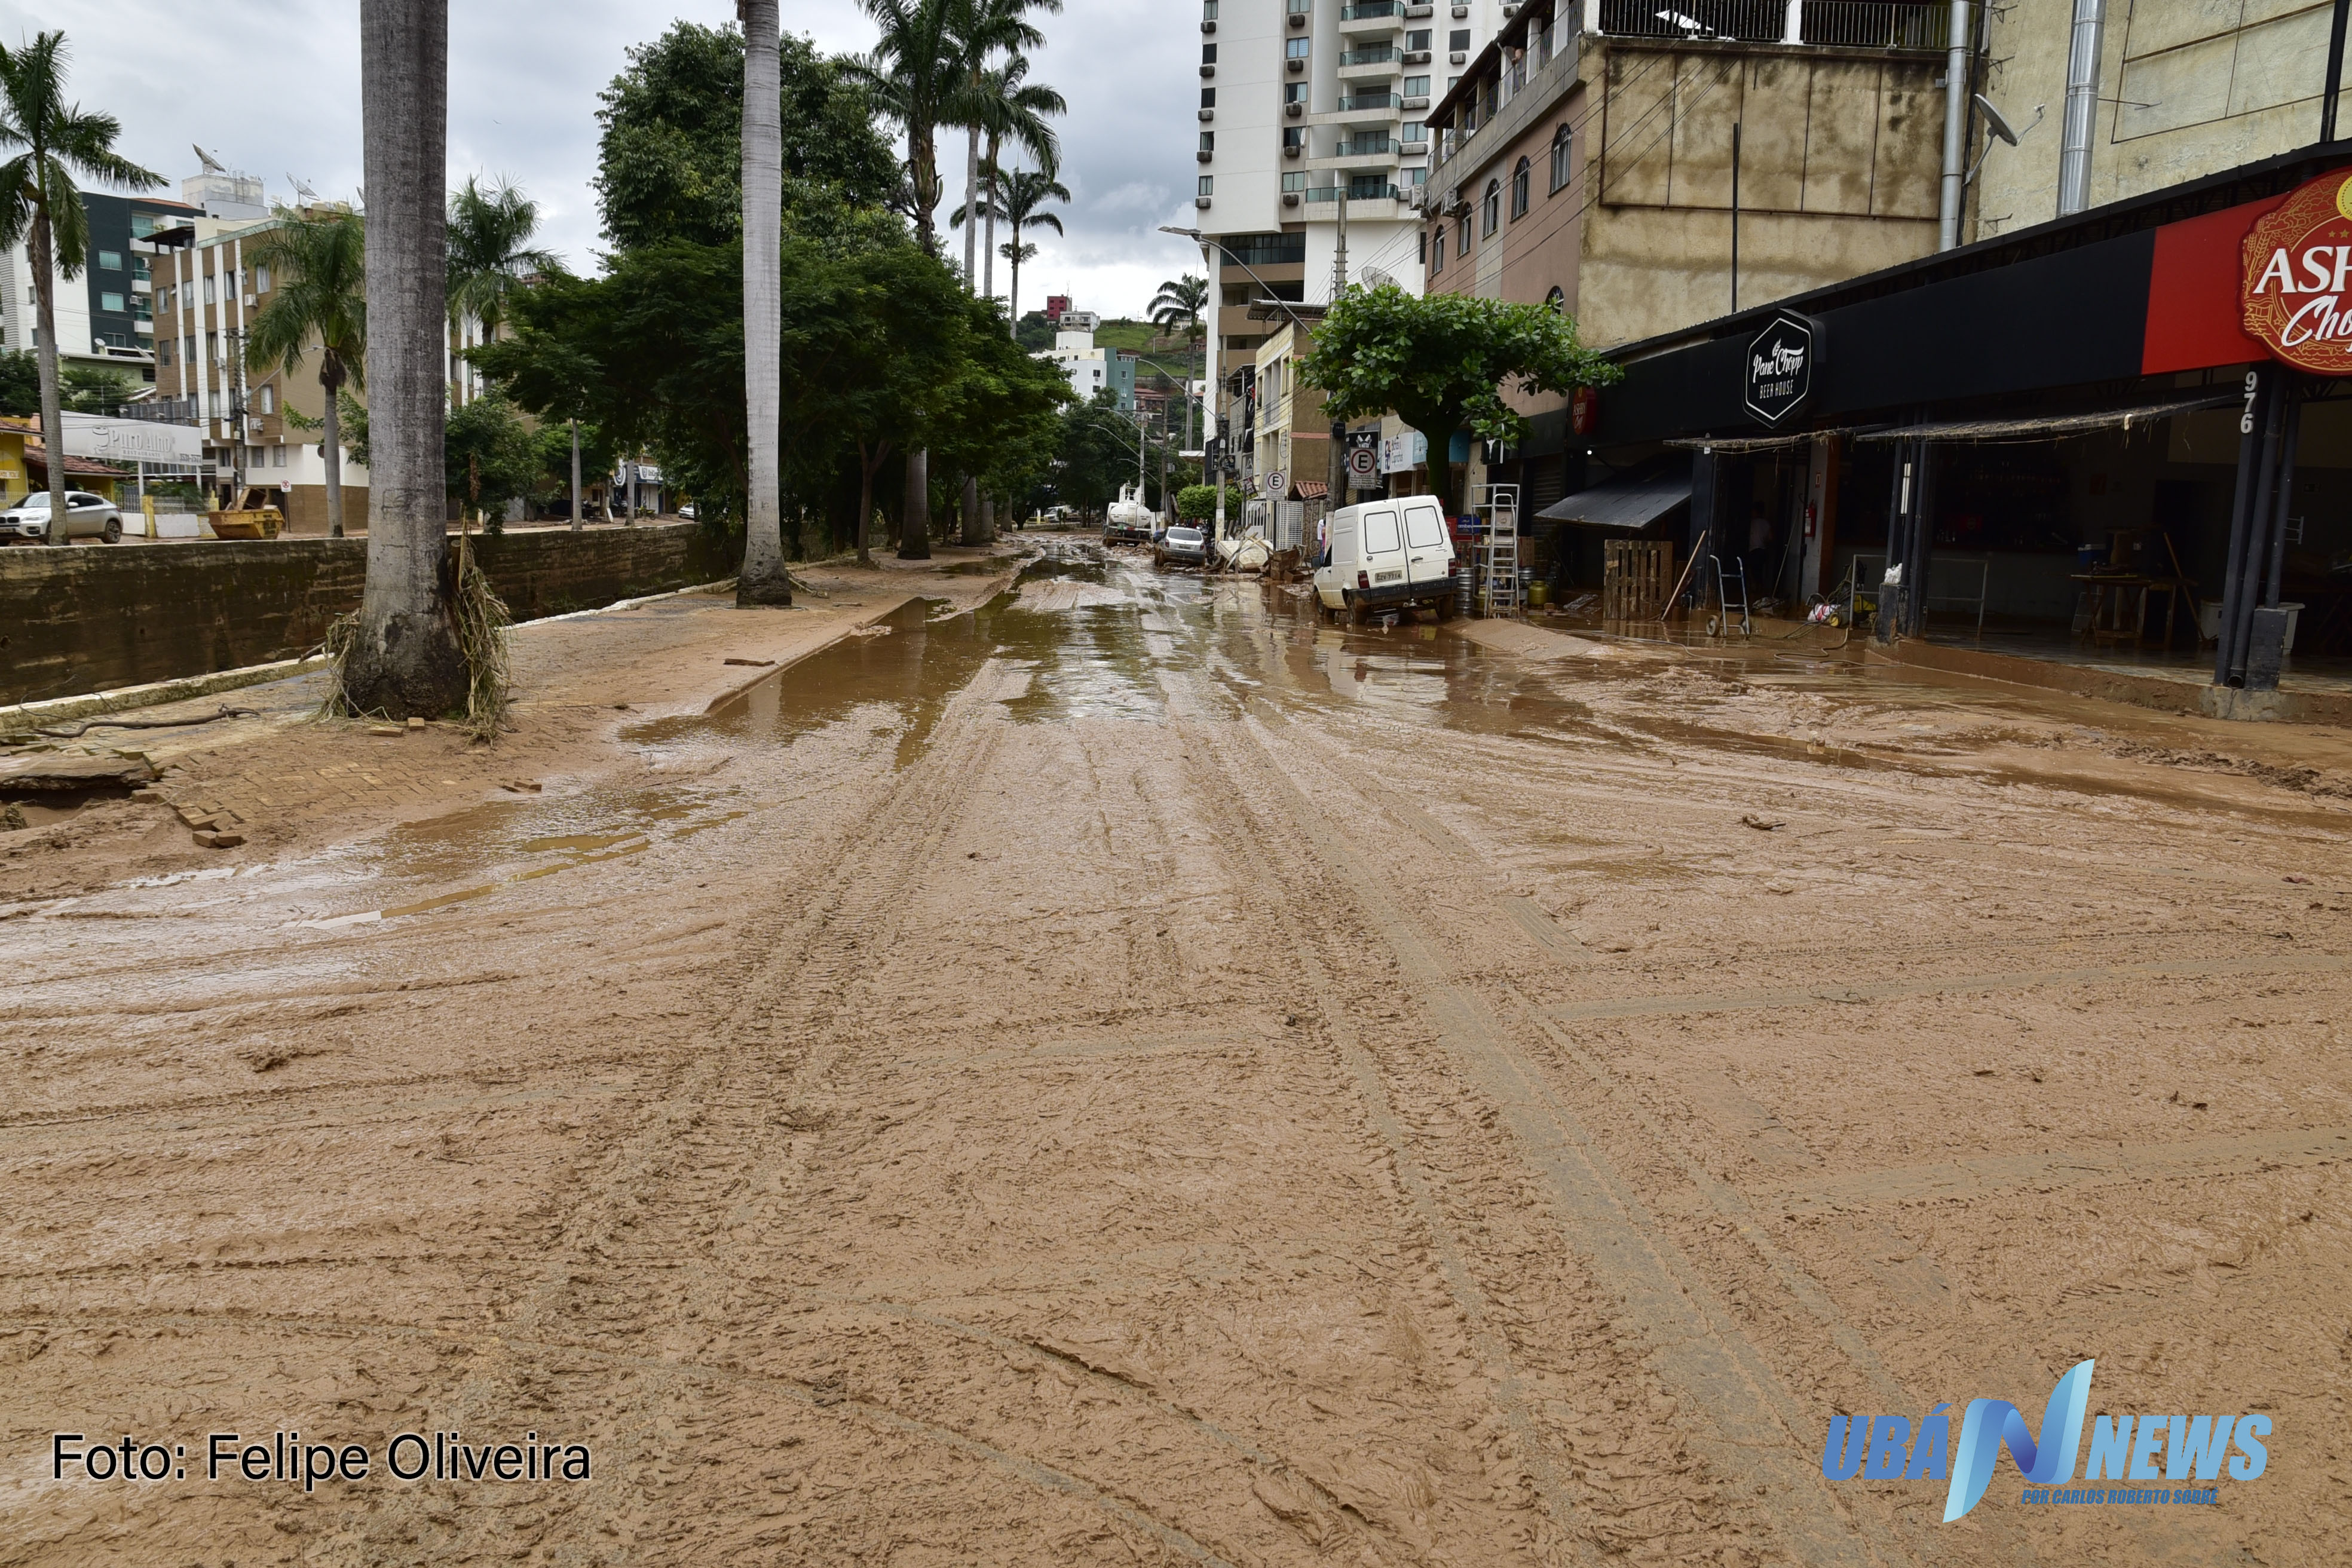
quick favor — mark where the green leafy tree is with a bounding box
[0,31,164,543]
[243,207,367,535]
[447,177,559,346]
[0,347,36,416]
[59,363,133,413]
[1052,391,1143,515]
[593,22,898,251]
[1175,483,1241,522]
[445,393,538,532]
[1297,283,1619,520]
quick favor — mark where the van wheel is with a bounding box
[1434,595,1457,622]
[1345,595,1369,627]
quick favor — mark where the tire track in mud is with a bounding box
[1218,701,1913,1568]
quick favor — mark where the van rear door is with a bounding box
[1402,500,1451,587]
[1359,505,1407,593]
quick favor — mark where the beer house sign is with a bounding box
[2244,169,2352,375]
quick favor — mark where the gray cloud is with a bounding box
[0,0,1206,318]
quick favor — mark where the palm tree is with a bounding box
[344,0,467,718]
[1148,273,1208,454]
[736,0,789,603]
[993,165,1066,330]
[972,54,1062,310]
[951,0,1059,292]
[445,176,558,408]
[0,33,163,544]
[851,0,961,257]
[243,209,367,538]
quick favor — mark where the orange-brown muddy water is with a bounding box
[4,541,2349,1565]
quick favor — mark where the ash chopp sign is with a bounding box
[2243,169,2352,374]
[1742,311,1817,425]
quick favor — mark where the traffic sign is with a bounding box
[1346,444,1376,479]
[1263,470,1286,498]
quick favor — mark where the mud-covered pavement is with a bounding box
[4,541,2349,1566]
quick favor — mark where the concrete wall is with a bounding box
[0,522,736,706]
[1974,1,2345,240]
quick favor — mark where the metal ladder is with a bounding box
[1475,483,1520,615]
[1708,553,1752,638]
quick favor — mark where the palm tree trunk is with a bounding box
[568,418,581,532]
[960,474,982,546]
[1007,236,1021,334]
[911,126,938,256]
[321,376,346,538]
[344,0,466,718]
[963,125,981,290]
[855,441,883,567]
[737,0,791,605]
[981,137,1000,308]
[29,215,67,547]
[899,446,931,559]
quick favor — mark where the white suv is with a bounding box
[2,490,124,544]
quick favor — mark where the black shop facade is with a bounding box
[1560,143,2352,694]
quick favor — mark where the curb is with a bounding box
[1,656,328,737]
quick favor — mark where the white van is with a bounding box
[1313,496,1457,622]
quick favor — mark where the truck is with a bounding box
[1312,495,1457,623]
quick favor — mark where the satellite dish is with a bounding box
[288,173,319,202]
[193,143,226,175]
[1974,94,2020,146]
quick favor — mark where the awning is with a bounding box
[1849,391,2235,445]
[1535,468,1691,529]
[1294,479,1328,500]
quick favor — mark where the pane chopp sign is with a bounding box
[1743,311,1818,425]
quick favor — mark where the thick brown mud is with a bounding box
[2,540,2347,1566]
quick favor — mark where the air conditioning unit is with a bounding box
[1404,94,1429,108]
[1200,65,1216,77]
[1404,48,1431,63]
[1449,50,1465,63]
[1284,144,1301,158]
[1196,195,1214,209]
[1287,57,1305,72]
[1289,11,1306,24]
[1199,150,1214,163]
[1404,2,1432,14]
[1200,18,1215,30]
[1283,191,1301,207]
[1502,2,1518,15]
[1199,108,1214,121]
[1452,4,1468,15]
[1286,102,1304,117]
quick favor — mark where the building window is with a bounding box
[1481,179,1500,235]
[1202,0,1218,16]
[97,250,121,271]
[1202,42,1217,63]
[1402,165,1426,186]
[1287,0,1309,11]
[1408,28,1431,49]
[100,292,125,313]
[1448,28,1470,50]
[1403,75,1429,97]
[1282,171,1309,191]
[272,443,286,467]
[1431,228,1444,273]
[1419,229,1428,265]
[1457,216,1470,254]
[260,385,275,414]
[183,334,195,363]
[1200,131,1215,153]
[1201,87,1216,107]
[253,265,270,292]
[1199,175,1214,197]
[203,275,215,304]
[1482,77,1498,120]
[1282,125,1304,150]
[1549,122,1573,192]
[1509,157,1530,219]
[1402,119,1425,143]
[1286,36,1310,58]
[1544,286,1564,313]
[158,339,171,366]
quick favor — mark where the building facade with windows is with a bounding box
[0,192,200,387]
[1196,0,1511,366]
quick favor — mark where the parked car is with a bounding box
[1154,525,1208,569]
[1313,496,1457,623]
[1,490,122,544]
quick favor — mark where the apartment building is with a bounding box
[0,191,201,385]
[1038,313,1139,410]
[1196,0,1511,358]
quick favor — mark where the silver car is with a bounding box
[2,490,123,544]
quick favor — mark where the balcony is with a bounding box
[1300,182,1402,203]
[1339,1,1401,18]
[1334,133,1395,157]
[1592,0,1958,49]
[1337,90,1396,111]
[1340,44,1397,65]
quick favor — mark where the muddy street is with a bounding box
[4,541,2348,1565]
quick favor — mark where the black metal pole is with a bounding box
[2326,0,2351,143]
[2230,381,2288,682]
[1909,439,1938,638]
[2264,393,2301,608]
[1730,121,1742,315]
[2213,369,2270,684]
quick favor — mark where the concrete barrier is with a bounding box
[0,522,737,706]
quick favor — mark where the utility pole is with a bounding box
[1328,182,1348,526]
[1937,1,1973,249]
[223,325,247,503]
[1729,121,1742,311]
[569,418,582,532]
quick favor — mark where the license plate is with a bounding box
[1374,569,1403,583]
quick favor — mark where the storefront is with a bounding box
[1566,144,2352,691]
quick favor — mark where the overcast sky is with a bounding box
[0,0,1206,320]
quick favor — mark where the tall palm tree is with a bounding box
[345,0,467,718]
[1148,273,1208,454]
[952,0,1058,291]
[0,33,163,544]
[851,0,960,257]
[445,176,558,407]
[972,54,1062,310]
[993,165,1066,331]
[243,208,367,538]
[737,0,789,603]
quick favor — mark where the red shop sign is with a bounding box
[1570,385,1598,436]
[2243,169,2352,375]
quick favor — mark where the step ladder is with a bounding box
[1708,553,1752,638]
[1474,483,1520,616]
